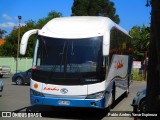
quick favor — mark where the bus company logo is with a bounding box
[43,87,59,91]
[60,88,68,94]
[114,60,124,70]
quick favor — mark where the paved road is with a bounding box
[0,74,146,120]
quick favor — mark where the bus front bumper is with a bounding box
[30,95,105,109]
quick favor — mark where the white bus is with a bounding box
[20,16,133,109]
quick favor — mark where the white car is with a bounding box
[0,66,11,78]
[0,80,4,92]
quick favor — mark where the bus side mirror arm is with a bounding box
[103,31,110,56]
[20,29,39,55]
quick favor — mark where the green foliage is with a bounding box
[0,11,62,57]
[36,11,62,29]
[0,29,7,38]
[71,0,120,24]
[129,25,150,60]
[133,69,143,81]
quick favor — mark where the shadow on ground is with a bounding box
[11,83,30,86]
[14,105,109,120]
[13,93,129,119]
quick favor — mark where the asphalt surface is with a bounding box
[0,74,146,120]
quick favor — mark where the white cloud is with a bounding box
[0,22,16,28]
[13,17,18,20]
[2,13,22,21]
[2,13,13,20]
[0,22,26,28]
[20,23,26,26]
[1,13,25,28]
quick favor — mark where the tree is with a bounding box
[0,29,7,38]
[36,11,62,29]
[71,0,120,24]
[0,20,36,57]
[0,11,62,57]
[146,0,160,117]
[129,25,150,60]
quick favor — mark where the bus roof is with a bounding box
[38,16,130,39]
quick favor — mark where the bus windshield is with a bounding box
[32,36,104,85]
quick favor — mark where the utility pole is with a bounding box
[16,16,21,73]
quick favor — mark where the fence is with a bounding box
[0,57,32,73]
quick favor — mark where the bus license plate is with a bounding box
[58,100,70,105]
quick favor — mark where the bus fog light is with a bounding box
[34,99,39,103]
[91,102,97,106]
[30,89,44,97]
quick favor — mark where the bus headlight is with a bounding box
[86,91,105,99]
[30,89,44,97]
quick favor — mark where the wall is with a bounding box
[0,57,32,73]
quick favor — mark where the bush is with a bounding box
[133,68,143,81]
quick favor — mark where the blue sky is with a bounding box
[0,0,151,37]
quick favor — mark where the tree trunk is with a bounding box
[146,0,160,119]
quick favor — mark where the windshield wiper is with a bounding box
[49,40,67,73]
[41,38,48,58]
[67,41,80,72]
